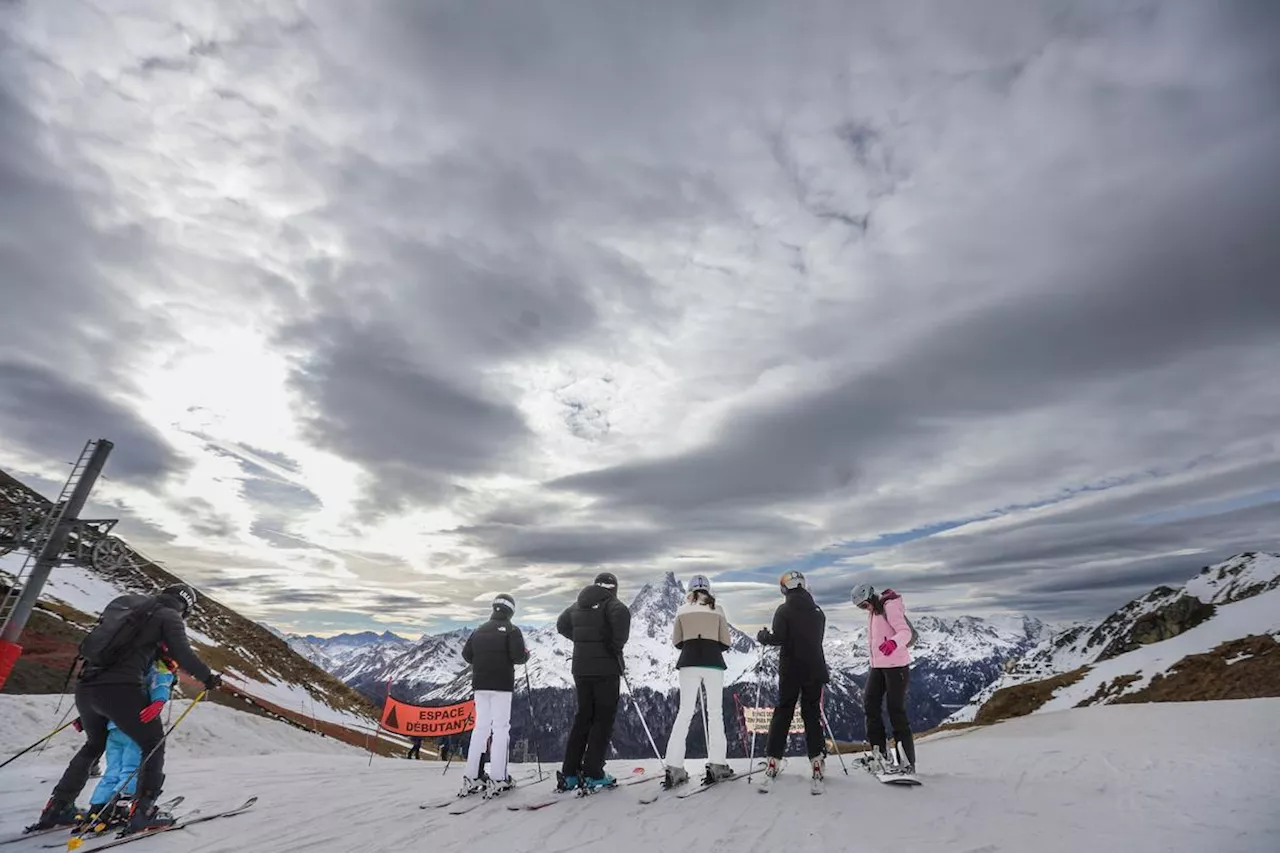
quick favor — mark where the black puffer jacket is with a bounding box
[758,587,829,684]
[556,584,631,677]
[78,593,213,687]
[462,610,530,691]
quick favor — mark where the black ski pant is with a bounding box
[53,681,166,804]
[764,673,825,760]
[864,665,914,765]
[561,674,620,779]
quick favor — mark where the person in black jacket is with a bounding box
[30,583,221,835]
[555,572,630,791]
[755,570,829,788]
[458,593,529,797]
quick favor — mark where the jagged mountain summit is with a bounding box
[952,552,1280,723]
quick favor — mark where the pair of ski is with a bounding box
[417,768,547,812]
[1,796,182,848]
[639,763,768,804]
[68,797,256,851]
[3,797,255,850]
[517,772,659,811]
[847,752,922,787]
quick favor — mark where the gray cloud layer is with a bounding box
[2,1,1277,631]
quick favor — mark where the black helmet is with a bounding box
[593,572,618,592]
[493,593,515,616]
[161,583,197,617]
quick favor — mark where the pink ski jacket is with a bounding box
[867,590,912,668]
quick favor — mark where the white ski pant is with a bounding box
[466,690,513,781]
[663,667,727,770]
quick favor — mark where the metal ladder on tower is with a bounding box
[0,440,99,639]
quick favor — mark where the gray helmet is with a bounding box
[851,582,875,606]
[688,574,712,594]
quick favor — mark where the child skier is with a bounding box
[662,575,734,789]
[851,582,917,777]
[77,657,177,830]
[755,570,830,793]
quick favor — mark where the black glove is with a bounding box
[203,672,223,691]
[756,628,773,645]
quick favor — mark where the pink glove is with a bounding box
[139,700,165,723]
[878,638,897,657]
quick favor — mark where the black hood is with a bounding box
[576,584,615,608]
[155,592,188,616]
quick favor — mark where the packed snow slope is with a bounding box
[3,695,1277,853]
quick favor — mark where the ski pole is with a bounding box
[700,681,710,759]
[619,663,662,762]
[0,717,79,771]
[819,692,848,775]
[522,663,544,782]
[442,710,473,775]
[748,646,765,774]
[67,690,207,851]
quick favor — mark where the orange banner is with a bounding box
[379,696,475,737]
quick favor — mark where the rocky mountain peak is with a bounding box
[628,571,687,638]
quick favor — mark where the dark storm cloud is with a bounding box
[0,61,183,484]
[870,497,1280,621]
[551,141,1280,513]
[373,593,446,610]
[262,589,335,606]
[240,477,322,514]
[0,361,183,483]
[286,315,530,512]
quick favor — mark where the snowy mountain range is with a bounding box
[951,551,1280,723]
[299,572,1047,760]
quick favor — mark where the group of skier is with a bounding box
[20,567,916,836]
[453,568,919,801]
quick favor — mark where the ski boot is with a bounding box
[483,776,515,799]
[457,775,484,797]
[76,800,128,834]
[757,757,780,793]
[555,770,580,793]
[581,772,616,792]
[122,797,176,836]
[662,766,689,790]
[24,798,80,833]
[810,755,825,795]
[705,763,735,784]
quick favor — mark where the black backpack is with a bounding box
[78,595,162,670]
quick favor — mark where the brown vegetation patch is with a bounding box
[973,667,1090,725]
[1076,673,1142,707]
[1113,634,1280,704]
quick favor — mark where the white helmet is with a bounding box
[688,574,712,594]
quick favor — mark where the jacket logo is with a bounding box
[497,626,507,632]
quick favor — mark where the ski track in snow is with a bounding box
[2,696,1279,853]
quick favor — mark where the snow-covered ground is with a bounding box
[2,694,1277,853]
[218,670,387,738]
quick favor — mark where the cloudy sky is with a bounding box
[2,0,1278,637]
